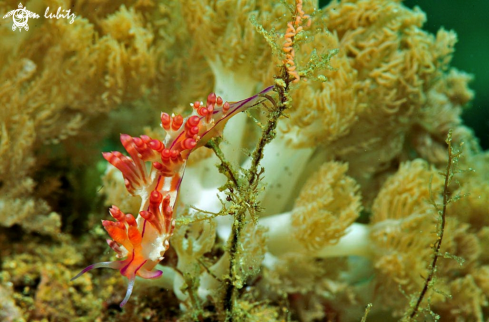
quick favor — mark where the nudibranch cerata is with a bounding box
[72,86,274,307]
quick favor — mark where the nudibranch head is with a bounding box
[72,86,274,307]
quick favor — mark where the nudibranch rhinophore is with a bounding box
[72,86,274,307]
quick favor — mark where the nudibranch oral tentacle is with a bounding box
[72,86,274,307]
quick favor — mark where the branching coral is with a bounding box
[0,0,209,237]
[369,160,442,311]
[262,161,362,257]
[319,0,474,188]
[222,0,475,218]
[260,156,487,319]
[0,2,154,235]
[291,162,361,250]
[178,0,284,98]
[176,0,289,169]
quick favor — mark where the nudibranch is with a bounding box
[72,86,274,307]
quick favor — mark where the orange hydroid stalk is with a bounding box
[72,86,274,307]
[283,0,311,83]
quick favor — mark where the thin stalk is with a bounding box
[223,209,247,321]
[408,130,456,320]
[225,71,290,322]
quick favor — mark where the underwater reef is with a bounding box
[0,0,488,321]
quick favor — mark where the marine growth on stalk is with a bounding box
[72,86,274,307]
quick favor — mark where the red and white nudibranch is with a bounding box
[72,86,274,307]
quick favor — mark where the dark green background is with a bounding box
[320,0,489,149]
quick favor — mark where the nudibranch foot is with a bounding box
[71,258,163,307]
